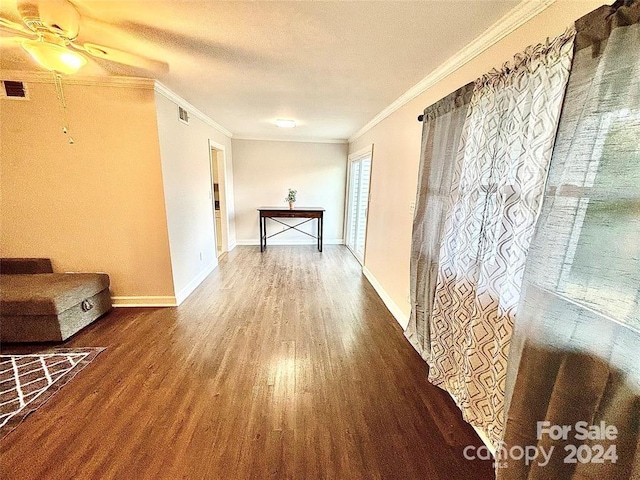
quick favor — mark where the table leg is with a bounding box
[319,215,323,252]
[259,214,264,252]
[264,217,268,250]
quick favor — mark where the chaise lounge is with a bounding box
[0,258,112,343]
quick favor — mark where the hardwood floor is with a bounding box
[1,246,494,479]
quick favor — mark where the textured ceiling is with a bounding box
[0,0,519,141]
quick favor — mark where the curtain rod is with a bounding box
[417,114,424,122]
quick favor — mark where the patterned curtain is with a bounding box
[427,28,576,446]
[406,83,474,360]
[499,2,640,479]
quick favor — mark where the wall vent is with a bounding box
[178,106,189,125]
[1,80,28,100]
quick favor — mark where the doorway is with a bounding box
[209,140,229,257]
[345,146,373,264]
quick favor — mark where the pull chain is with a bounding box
[53,72,75,144]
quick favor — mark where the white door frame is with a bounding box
[344,144,373,265]
[208,139,230,254]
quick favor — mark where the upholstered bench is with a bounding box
[0,258,112,343]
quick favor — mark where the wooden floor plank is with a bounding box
[1,246,494,479]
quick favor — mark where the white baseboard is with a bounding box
[236,238,344,246]
[174,260,217,305]
[112,296,177,307]
[112,261,217,308]
[227,240,237,252]
[362,266,409,329]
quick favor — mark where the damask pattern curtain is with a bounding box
[499,2,640,478]
[427,29,576,446]
[406,84,474,360]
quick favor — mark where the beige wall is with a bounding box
[154,92,234,302]
[349,0,604,327]
[232,139,348,244]
[0,78,175,300]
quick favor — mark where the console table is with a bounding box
[258,207,325,252]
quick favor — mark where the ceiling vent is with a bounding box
[1,81,28,100]
[178,106,189,125]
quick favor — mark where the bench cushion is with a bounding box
[0,273,110,316]
[0,258,53,274]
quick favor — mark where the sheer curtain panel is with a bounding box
[500,2,640,478]
[406,83,474,360]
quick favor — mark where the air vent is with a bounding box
[178,106,189,125]
[2,81,28,99]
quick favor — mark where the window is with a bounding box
[346,147,372,264]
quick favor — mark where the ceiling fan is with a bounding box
[0,0,168,75]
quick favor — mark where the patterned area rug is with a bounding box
[0,347,104,439]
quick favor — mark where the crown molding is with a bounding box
[348,0,557,143]
[0,69,155,89]
[153,81,233,138]
[232,135,347,144]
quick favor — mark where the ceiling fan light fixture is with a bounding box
[22,39,87,74]
[276,119,296,128]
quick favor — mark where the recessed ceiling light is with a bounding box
[276,119,296,128]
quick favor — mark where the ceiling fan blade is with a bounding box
[17,0,80,39]
[16,0,38,19]
[75,42,169,74]
[0,36,27,47]
[0,17,33,36]
[39,0,80,38]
